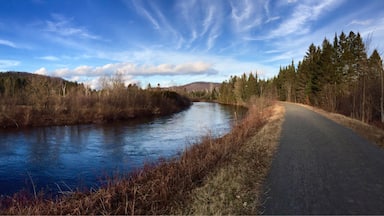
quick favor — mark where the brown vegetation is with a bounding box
[0,98,277,215]
[180,100,284,214]
[0,72,191,128]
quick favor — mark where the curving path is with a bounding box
[261,103,384,214]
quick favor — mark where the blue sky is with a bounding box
[0,0,383,88]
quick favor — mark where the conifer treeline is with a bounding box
[217,72,276,105]
[276,31,383,123]
[217,31,384,123]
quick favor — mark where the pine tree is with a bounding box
[296,60,309,103]
[276,31,384,123]
[296,43,322,105]
[368,49,383,122]
[319,38,337,111]
[247,72,259,99]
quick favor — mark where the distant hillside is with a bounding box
[0,71,67,82]
[0,71,82,97]
[169,82,221,92]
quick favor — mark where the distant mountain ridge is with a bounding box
[0,71,75,85]
[169,82,221,92]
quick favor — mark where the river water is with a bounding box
[0,102,245,196]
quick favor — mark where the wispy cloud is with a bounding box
[264,0,280,23]
[268,0,342,38]
[0,39,17,48]
[131,0,224,51]
[201,5,215,36]
[44,14,100,40]
[130,0,185,49]
[150,2,185,49]
[175,0,202,48]
[0,59,20,70]
[38,55,60,61]
[131,0,160,30]
[203,4,222,50]
[230,0,264,33]
[348,19,373,26]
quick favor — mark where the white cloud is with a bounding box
[34,67,48,75]
[74,65,93,75]
[131,0,160,30]
[145,0,225,50]
[130,0,186,49]
[0,39,17,48]
[44,14,100,40]
[85,46,281,78]
[116,61,218,76]
[203,4,222,51]
[0,59,20,70]
[29,42,282,88]
[348,19,373,26]
[36,61,215,89]
[34,61,218,82]
[175,0,200,46]
[230,0,264,33]
[268,0,343,38]
[201,5,215,36]
[38,55,60,61]
[266,16,280,23]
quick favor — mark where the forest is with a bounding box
[0,72,191,128]
[217,31,384,124]
[1,31,383,127]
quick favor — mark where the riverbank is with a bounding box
[0,72,192,128]
[0,98,281,214]
[177,99,284,214]
[0,90,191,128]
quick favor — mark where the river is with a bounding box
[0,102,245,196]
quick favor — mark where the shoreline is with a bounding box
[0,98,277,214]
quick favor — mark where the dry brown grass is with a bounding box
[178,102,285,215]
[0,98,281,215]
[298,103,384,148]
[0,90,191,128]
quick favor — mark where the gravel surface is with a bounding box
[261,103,384,214]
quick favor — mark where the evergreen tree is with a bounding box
[247,72,259,99]
[319,38,338,111]
[368,49,383,121]
[275,30,384,123]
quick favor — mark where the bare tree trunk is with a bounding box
[285,82,292,102]
[62,82,66,97]
[332,82,337,112]
[362,76,366,123]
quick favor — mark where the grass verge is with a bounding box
[0,98,282,215]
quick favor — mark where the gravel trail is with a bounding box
[261,103,384,214]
